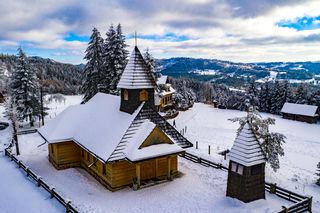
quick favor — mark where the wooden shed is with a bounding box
[281,102,318,124]
[226,122,266,203]
[39,45,192,191]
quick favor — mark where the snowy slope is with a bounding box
[170,103,320,211]
[0,105,63,213]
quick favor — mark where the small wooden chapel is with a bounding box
[38,45,193,191]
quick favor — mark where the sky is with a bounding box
[0,0,320,64]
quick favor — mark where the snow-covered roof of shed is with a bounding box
[157,75,168,85]
[281,102,318,117]
[38,93,141,161]
[228,122,266,167]
[117,46,157,89]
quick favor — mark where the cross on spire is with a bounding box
[135,31,137,46]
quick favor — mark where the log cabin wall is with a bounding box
[48,142,178,191]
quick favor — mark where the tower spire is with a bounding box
[135,31,137,47]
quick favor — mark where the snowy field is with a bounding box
[171,103,320,211]
[1,95,319,212]
[0,105,63,213]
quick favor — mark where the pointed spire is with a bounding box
[228,121,266,167]
[135,31,137,47]
[117,46,157,89]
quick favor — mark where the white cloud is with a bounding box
[0,0,320,63]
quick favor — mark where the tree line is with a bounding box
[169,77,320,114]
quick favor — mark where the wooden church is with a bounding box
[226,121,266,203]
[38,45,193,191]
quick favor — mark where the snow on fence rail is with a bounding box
[4,147,79,213]
[180,151,313,213]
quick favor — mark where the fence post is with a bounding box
[196,141,198,149]
[37,177,42,187]
[66,201,71,213]
[208,145,211,155]
[281,206,288,213]
[50,188,55,199]
[270,183,277,194]
[308,197,312,212]
[26,167,30,177]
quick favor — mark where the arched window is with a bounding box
[139,90,149,101]
[123,90,128,101]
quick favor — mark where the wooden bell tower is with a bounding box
[226,122,266,203]
[117,45,157,114]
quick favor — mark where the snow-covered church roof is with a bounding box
[39,93,192,162]
[281,102,318,117]
[117,46,157,89]
[228,122,266,167]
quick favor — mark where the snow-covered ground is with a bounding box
[0,105,63,213]
[170,103,320,211]
[2,96,319,212]
[18,132,291,213]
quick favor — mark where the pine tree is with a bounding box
[102,24,128,95]
[295,83,309,104]
[144,48,158,81]
[259,82,271,112]
[316,162,320,186]
[81,27,104,102]
[270,81,288,114]
[229,106,286,172]
[246,77,259,108]
[10,48,40,126]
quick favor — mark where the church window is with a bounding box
[139,90,149,101]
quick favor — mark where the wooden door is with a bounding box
[140,160,156,180]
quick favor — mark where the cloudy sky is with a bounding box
[0,0,320,64]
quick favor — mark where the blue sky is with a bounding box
[0,0,320,64]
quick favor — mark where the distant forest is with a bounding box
[0,54,83,94]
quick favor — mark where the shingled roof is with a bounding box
[39,93,193,163]
[281,102,318,117]
[117,46,157,89]
[228,122,266,167]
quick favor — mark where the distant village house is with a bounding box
[281,102,319,124]
[155,75,175,112]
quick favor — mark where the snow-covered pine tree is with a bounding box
[144,48,159,81]
[10,48,40,126]
[102,24,128,95]
[295,83,309,104]
[259,81,271,113]
[229,106,286,172]
[246,77,259,108]
[81,27,104,102]
[115,24,129,77]
[270,81,288,114]
[316,162,320,186]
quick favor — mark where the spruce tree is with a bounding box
[229,106,286,172]
[102,24,128,95]
[295,83,309,104]
[144,48,158,81]
[10,48,39,126]
[246,77,259,108]
[81,27,104,102]
[259,82,271,112]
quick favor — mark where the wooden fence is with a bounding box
[4,148,79,213]
[180,151,312,213]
